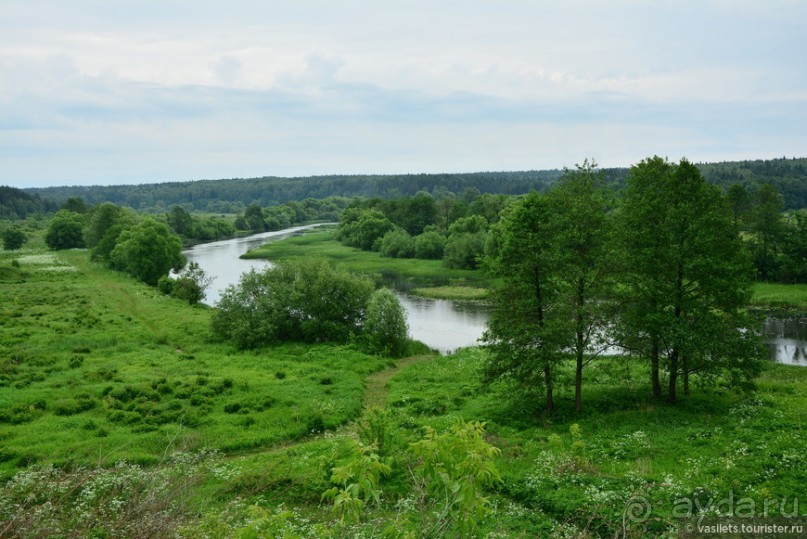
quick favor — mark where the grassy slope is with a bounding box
[0,247,388,478]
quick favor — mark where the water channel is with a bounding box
[180,225,804,363]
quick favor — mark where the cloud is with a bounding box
[0,0,806,187]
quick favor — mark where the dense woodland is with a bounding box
[19,157,807,212]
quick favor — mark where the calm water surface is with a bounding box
[181,227,806,362]
[182,225,489,353]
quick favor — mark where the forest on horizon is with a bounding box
[9,156,807,216]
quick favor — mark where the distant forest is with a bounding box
[17,156,807,213]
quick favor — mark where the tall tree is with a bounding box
[748,183,786,281]
[618,157,756,403]
[482,192,565,412]
[545,160,614,412]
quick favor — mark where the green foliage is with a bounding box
[321,441,391,525]
[409,419,502,538]
[244,203,267,233]
[0,185,57,219]
[618,157,759,402]
[44,210,85,250]
[482,191,565,411]
[379,228,415,258]
[212,259,374,349]
[85,203,139,262]
[110,217,186,285]
[443,231,486,269]
[2,226,26,250]
[161,261,215,305]
[337,208,395,251]
[362,288,409,357]
[414,230,445,259]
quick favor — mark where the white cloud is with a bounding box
[0,0,805,187]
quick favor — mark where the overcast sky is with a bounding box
[1,1,805,188]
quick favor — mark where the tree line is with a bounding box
[20,157,807,214]
[483,158,760,413]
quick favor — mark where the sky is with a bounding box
[1,1,806,188]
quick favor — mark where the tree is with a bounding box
[244,204,266,233]
[45,210,85,250]
[414,230,446,259]
[85,203,137,262]
[167,206,194,237]
[212,259,374,349]
[160,261,215,305]
[337,209,395,251]
[61,197,88,214]
[443,215,488,269]
[544,160,614,412]
[110,218,186,285]
[379,229,415,258]
[2,226,26,250]
[748,183,786,281]
[617,157,757,403]
[482,192,565,412]
[363,288,409,356]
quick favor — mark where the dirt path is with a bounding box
[363,355,434,410]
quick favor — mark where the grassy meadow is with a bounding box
[2,235,807,537]
[0,245,389,478]
[242,228,489,296]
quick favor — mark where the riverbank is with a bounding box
[241,228,489,299]
[751,282,807,310]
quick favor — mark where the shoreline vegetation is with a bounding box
[243,227,807,309]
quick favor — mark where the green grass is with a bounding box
[0,247,388,477]
[380,350,807,536]
[3,233,807,537]
[410,285,489,300]
[752,281,807,309]
[242,229,487,287]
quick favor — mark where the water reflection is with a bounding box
[763,316,807,366]
[178,227,807,364]
[395,294,491,354]
[178,225,491,353]
[180,225,321,304]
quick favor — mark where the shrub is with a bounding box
[362,288,409,357]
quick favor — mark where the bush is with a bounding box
[379,229,416,258]
[212,259,374,349]
[362,288,409,357]
[45,210,85,250]
[2,227,26,251]
[414,230,445,259]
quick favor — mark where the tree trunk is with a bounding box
[544,365,554,412]
[575,353,583,413]
[668,351,678,404]
[575,279,585,413]
[683,356,690,395]
[651,338,662,398]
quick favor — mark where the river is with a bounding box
[180,224,489,353]
[180,226,804,363]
